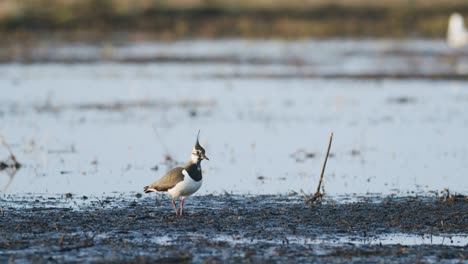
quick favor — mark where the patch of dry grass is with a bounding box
[0,0,468,39]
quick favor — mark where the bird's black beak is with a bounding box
[204,155,209,161]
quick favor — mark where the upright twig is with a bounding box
[0,136,20,166]
[305,132,334,204]
[0,135,21,169]
[0,135,22,192]
[316,132,333,194]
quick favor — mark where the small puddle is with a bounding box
[144,233,468,247]
[360,233,467,246]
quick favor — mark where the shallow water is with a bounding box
[0,39,468,196]
[151,233,468,247]
[5,39,468,76]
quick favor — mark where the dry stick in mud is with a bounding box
[303,132,334,204]
[0,135,22,192]
[0,135,21,169]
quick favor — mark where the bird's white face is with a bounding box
[191,145,209,163]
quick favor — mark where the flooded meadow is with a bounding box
[1,39,467,262]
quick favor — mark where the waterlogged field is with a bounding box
[0,39,467,262]
[1,39,468,196]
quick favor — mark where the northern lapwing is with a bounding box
[144,131,209,216]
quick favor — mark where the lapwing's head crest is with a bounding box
[192,130,209,162]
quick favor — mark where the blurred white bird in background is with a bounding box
[447,13,468,48]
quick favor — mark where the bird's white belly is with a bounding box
[167,171,202,199]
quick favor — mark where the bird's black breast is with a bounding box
[185,163,202,182]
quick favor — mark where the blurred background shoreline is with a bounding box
[1,0,468,44]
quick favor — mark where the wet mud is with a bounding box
[1,194,466,263]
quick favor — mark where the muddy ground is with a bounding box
[0,194,466,263]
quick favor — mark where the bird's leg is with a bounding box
[179,197,185,216]
[171,198,178,215]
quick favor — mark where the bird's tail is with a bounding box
[144,185,157,193]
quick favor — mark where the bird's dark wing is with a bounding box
[147,167,185,191]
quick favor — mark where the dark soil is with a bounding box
[0,194,467,263]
